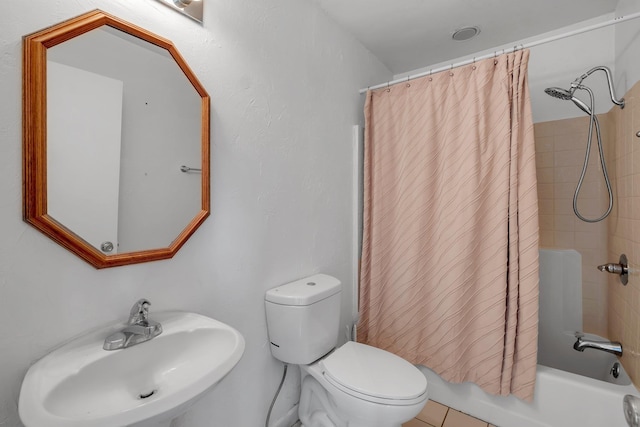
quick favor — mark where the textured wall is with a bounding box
[0,1,391,426]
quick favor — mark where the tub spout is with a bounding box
[573,335,622,356]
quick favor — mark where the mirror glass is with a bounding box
[47,27,202,254]
[23,11,210,268]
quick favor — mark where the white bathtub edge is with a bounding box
[419,364,639,427]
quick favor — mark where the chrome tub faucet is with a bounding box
[573,334,622,357]
[103,299,163,351]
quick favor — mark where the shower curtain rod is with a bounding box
[359,11,640,94]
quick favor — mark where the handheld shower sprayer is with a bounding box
[544,86,592,115]
[544,65,624,223]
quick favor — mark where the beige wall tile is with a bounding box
[553,199,574,215]
[536,151,554,168]
[537,167,554,184]
[534,114,610,342]
[539,232,554,247]
[555,214,575,231]
[555,149,584,167]
[535,90,640,386]
[554,165,581,183]
[605,78,640,388]
[537,183,554,199]
[553,231,574,248]
[554,182,576,199]
[534,122,556,139]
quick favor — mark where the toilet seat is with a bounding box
[320,342,427,406]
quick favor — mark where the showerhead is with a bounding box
[544,86,593,115]
[547,66,625,109]
[545,87,574,100]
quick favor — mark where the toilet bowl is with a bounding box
[265,274,428,427]
[299,341,428,427]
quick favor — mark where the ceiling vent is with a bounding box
[452,26,480,41]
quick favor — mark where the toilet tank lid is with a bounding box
[265,274,341,306]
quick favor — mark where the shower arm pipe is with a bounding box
[359,11,640,94]
[571,66,625,108]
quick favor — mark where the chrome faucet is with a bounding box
[103,299,163,351]
[573,335,622,356]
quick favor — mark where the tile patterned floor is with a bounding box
[403,400,497,427]
[292,399,494,427]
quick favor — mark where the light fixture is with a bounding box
[153,0,203,23]
[173,0,192,8]
[452,26,480,41]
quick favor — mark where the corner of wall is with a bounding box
[606,79,640,388]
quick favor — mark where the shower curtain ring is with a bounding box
[406,75,411,87]
[472,57,476,70]
[386,81,390,92]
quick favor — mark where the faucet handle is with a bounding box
[597,254,629,285]
[129,298,151,325]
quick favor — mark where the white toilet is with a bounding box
[265,274,428,427]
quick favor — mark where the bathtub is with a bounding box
[420,350,638,427]
[417,249,640,427]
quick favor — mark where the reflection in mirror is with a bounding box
[23,10,210,268]
[47,27,202,254]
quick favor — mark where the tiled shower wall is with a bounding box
[607,80,640,384]
[534,115,612,337]
[535,79,640,386]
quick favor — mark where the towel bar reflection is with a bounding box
[180,165,201,173]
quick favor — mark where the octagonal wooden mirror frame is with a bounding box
[23,10,210,269]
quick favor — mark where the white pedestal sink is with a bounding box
[19,312,245,427]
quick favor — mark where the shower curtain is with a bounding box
[358,50,539,401]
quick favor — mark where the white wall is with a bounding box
[615,0,640,93]
[0,1,391,426]
[392,14,618,124]
[47,61,123,253]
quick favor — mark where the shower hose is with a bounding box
[572,85,613,223]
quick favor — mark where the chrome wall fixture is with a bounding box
[544,66,624,223]
[180,165,202,173]
[624,394,640,427]
[598,254,629,285]
[153,0,203,23]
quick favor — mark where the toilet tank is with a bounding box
[265,274,342,364]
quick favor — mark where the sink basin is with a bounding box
[19,311,245,427]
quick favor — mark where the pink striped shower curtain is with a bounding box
[358,50,539,401]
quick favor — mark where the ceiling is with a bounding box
[312,0,621,74]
